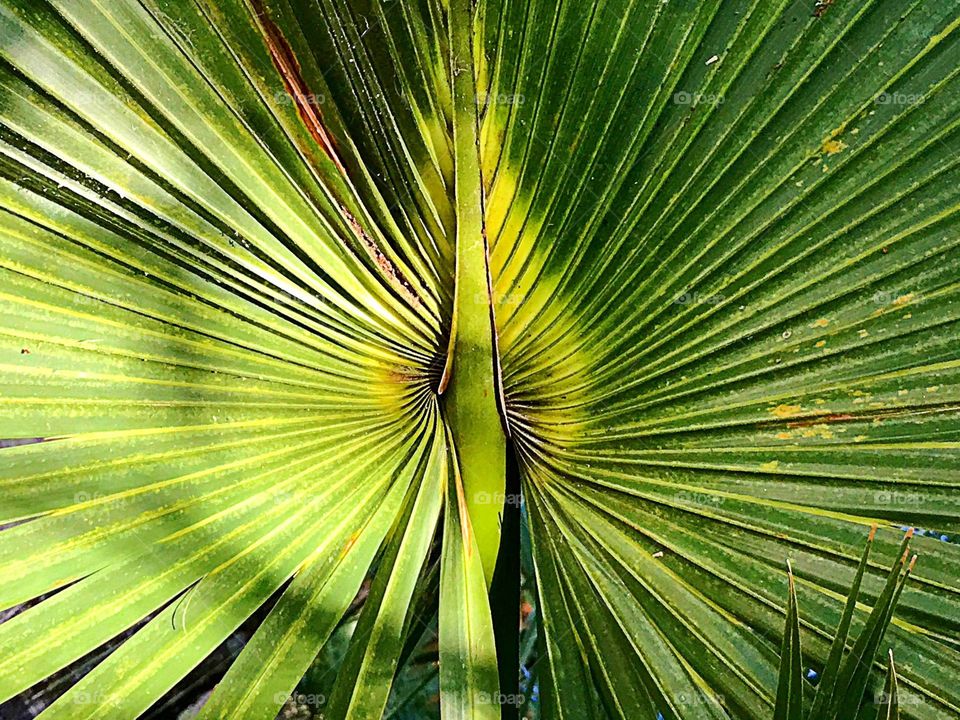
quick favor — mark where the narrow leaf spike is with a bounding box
[828,533,915,719]
[774,561,804,720]
[808,525,877,718]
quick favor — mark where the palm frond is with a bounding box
[0,0,958,718]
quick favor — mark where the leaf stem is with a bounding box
[442,0,507,587]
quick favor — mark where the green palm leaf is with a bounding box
[1,0,958,719]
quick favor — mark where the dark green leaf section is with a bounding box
[482,0,960,717]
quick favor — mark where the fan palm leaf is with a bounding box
[0,0,958,718]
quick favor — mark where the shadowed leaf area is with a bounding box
[0,0,959,719]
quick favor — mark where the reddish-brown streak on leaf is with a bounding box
[251,0,346,175]
[386,367,423,385]
[786,413,858,427]
[813,0,835,18]
[783,404,960,429]
[251,2,426,311]
[341,206,421,308]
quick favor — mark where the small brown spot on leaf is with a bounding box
[339,530,361,559]
[521,601,534,625]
